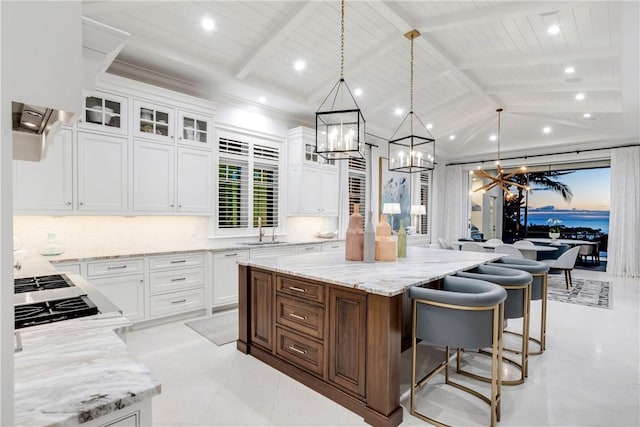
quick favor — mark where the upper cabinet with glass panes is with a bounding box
[288,127,336,168]
[133,100,175,143]
[178,111,212,149]
[79,91,128,135]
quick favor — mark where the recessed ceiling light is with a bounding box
[426,123,433,130]
[258,96,266,104]
[394,108,403,116]
[547,24,560,35]
[575,93,585,101]
[564,66,575,74]
[583,113,592,118]
[293,60,306,71]
[449,135,456,140]
[201,17,215,31]
[354,88,363,97]
[542,126,552,134]
[489,134,497,141]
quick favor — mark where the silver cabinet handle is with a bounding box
[288,345,307,355]
[225,253,238,257]
[170,260,186,264]
[107,265,127,270]
[171,277,187,282]
[66,201,72,205]
[79,202,84,206]
[304,247,314,251]
[288,285,307,293]
[171,299,187,305]
[288,312,307,321]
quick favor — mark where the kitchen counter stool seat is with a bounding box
[409,275,507,427]
[487,258,550,355]
[456,265,533,385]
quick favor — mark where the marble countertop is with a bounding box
[14,312,160,427]
[239,246,502,296]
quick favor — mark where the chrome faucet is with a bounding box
[272,227,277,242]
[258,217,265,242]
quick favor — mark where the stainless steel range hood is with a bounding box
[12,102,76,162]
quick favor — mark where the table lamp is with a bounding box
[382,203,401,231]
[410,204,426,231]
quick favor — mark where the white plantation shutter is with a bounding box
[348,157,366,225]
[420,171,430,235]
[254,143,280,228]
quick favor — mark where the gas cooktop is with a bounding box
[14,274,74,293]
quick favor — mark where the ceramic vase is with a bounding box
[363,211,376,263]
[397,219,407,258]
[549,232,560,240]
[345,203,364,261]
[375,215,397,261]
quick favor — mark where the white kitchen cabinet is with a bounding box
[296,243,322,254]
[178,110,212,149]
[78,91,128,135]
[90,273,145,322]
[133,99,174,143]
[250,246,298,259]
[177,147,212,213]
[13,128,74,211]
[133,140,175,212]
[287,126,339,216]
[77,132,128,211]
[212,250,249,308]
[321,240,345,252]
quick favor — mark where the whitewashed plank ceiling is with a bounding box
[83,0,639,163]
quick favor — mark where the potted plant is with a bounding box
[547,218,561,239]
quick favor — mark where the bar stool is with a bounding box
[488,258,550,355]
[409,275,507,427]
[456,265,532,385]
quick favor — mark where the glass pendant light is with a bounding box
[315,0,365,161]
[388,30,435,173]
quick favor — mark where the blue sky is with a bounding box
[527,168,610,211]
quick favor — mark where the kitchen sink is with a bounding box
[239,241,288,246]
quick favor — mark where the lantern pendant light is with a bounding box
[316,0,365,161]
[388,30,435,173]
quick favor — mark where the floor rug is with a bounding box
[547,275,612,309]
[185,309,238,346]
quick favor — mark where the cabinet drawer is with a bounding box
[149,267,204,294]
[87,259,144,277]
[148,253,204,270]
[276,326,324,377]
[53,262,81,275]
[149,288,205,318]
[277,276,325,304]
[296,244,321,254]
[322,241,345,252]
[276,295,324,339]
[250,246,297,259]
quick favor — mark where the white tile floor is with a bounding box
[126,268,640,426]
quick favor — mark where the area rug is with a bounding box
[547,275,612,309]
[185,309,238,346]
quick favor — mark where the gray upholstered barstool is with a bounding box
[409,275,507,427]
[488,258,550,355]
[456,265,533,385]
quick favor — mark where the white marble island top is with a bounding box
[15,313,160,427]
[239,246,502,296]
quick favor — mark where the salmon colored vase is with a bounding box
[345,203,364,261]
[375,215,396,261]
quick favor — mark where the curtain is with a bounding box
[607,146,640,277]
[442,165,470,241]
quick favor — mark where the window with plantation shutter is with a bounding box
[216,133,281,233]
[420,171,430,235]
[349,157,367,225]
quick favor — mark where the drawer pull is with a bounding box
[171,277,187,282]
[171,299,187,305]
[288,312,307,320]
[288,285,307,293]
[170,260,187,264]
[288,345,307,355]
[304,247,314,251]
[224,253,238,257]
[107,265,127,270]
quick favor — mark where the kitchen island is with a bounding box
[237,247,501,427]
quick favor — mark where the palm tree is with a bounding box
[504,171,573,239]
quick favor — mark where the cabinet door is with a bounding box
[300,167,322,213]
[250,270,273,351]
[177,147,212,213]
[90,274,145,322]
[133,100,174,143]
[77,132,128,211]
[212,250,249,307]
[133,140,175,212]
[78,91,128,135]
[328,287,366,397]
[178,111,212,148]
[320,168,339,215]
[13,128,73,211]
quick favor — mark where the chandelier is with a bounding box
[388,29,435,173]
[315,0,365,161]
[472,108,529,200]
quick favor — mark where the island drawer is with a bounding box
[87,258,144,277]
[149,267,204,295]
[276,295,324,339]
[149,288,205,318]
[276,326,324,376]
[148,253,204,271]
[276,276,325,304]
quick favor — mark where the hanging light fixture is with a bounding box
[388,30,435,173]
[315,0,365,161]
[472,108,529,200]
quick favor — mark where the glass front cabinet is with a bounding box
[133,100,175,143]
[78,91,128,135]
[178,111,212,148]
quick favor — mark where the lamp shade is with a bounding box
[382,203,401,215]
[410,205,426,215]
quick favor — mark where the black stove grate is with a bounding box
[14,274,74,294]
[15,296,99,329]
